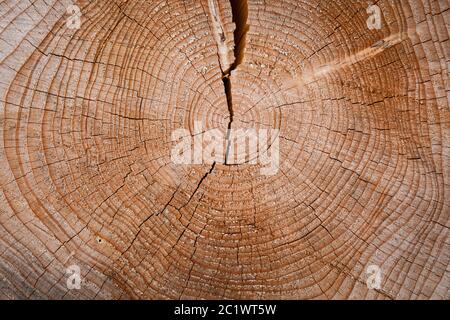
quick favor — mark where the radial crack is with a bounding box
[178,161,216,211]
[223,0,249,164]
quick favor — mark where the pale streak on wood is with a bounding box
[289,30,415,89]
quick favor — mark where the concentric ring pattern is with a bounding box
[0,0,448,299]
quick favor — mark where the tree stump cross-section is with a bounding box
[0,0,449,299]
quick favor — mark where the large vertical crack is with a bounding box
[223,76,234,164]
[228,0,249,72]
[223,0,249,164]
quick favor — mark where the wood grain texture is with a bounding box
[0,0,449,299]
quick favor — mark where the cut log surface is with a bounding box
[0,0,449,300]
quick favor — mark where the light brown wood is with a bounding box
[0,0,448,299]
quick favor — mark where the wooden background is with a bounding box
[0,0,448,299]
